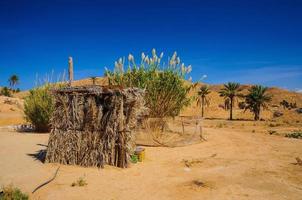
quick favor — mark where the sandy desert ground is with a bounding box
[0,121,301,200]
[0,81,302,199]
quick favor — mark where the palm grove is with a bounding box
[0,75,20,97]
[198,82,272,121]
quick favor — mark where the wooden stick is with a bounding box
[32,167,60,194]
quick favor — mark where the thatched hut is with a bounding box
[45,86,146,168]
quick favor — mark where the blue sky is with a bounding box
[0,0,301,91]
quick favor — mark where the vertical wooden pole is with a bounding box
[68,57,74,83]
[181,116,185,135]
[117,97,126,168]
[199,117,206,141]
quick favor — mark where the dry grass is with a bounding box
[71,177,87,187]
[0,185,28,200]
[45,86,146,168]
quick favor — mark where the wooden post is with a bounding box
[117,97,126,168]
[199,117,206,141]
[68,57,74,83]
[181,116,185,135]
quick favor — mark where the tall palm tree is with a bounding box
[244,85,272,121]
[8,75,19,89]
[197,85,211,117]
[219,82,241,120]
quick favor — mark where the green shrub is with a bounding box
[105,49,194,118]
[285,131,302,139]
[0,87,12,97]
[24,84,54,132]
[0,185,29,200]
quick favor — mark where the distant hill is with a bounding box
[182,83,302,122]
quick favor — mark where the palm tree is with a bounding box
[244,85,272,121]
[90,76,97,85]
[197,85,211,117]
[219,82,241,120]
[8,75,19,90]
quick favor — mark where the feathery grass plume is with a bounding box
[105,49,194,118]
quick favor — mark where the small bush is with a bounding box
[285,131,302,139]
[268,130,277,135]
[0,87,11,97]
[0,185,28,200]
[216,123,226,128]
[24,84,54,132]
[268,123,281,127]
[71,177,87,187]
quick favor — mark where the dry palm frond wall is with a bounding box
[45,86,146,168]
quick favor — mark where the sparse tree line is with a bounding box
[0,75,20,97]
[198,82,272,121]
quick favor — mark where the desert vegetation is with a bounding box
[23,84,55,132]
[71,177,88,187]
[197,85,211,117]
[285,131,302,139]
[8,75,19,91]
[105,49,193,118]
[0,185,28,200]
[244,85,272,120]
[219,82,242,120]
[0,75,20,97]
[0,87,12,97]
[90,76,97,85]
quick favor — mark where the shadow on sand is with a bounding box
[27,144,47,163]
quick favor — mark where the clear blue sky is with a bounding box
[0,0,301,91]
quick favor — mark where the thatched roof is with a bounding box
[53,85,144,95]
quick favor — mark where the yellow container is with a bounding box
[135,146,145,162]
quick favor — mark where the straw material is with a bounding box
[45,86,146,168]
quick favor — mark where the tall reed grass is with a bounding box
[105,49,194,118]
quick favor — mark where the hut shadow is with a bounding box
[27,145,47,163]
